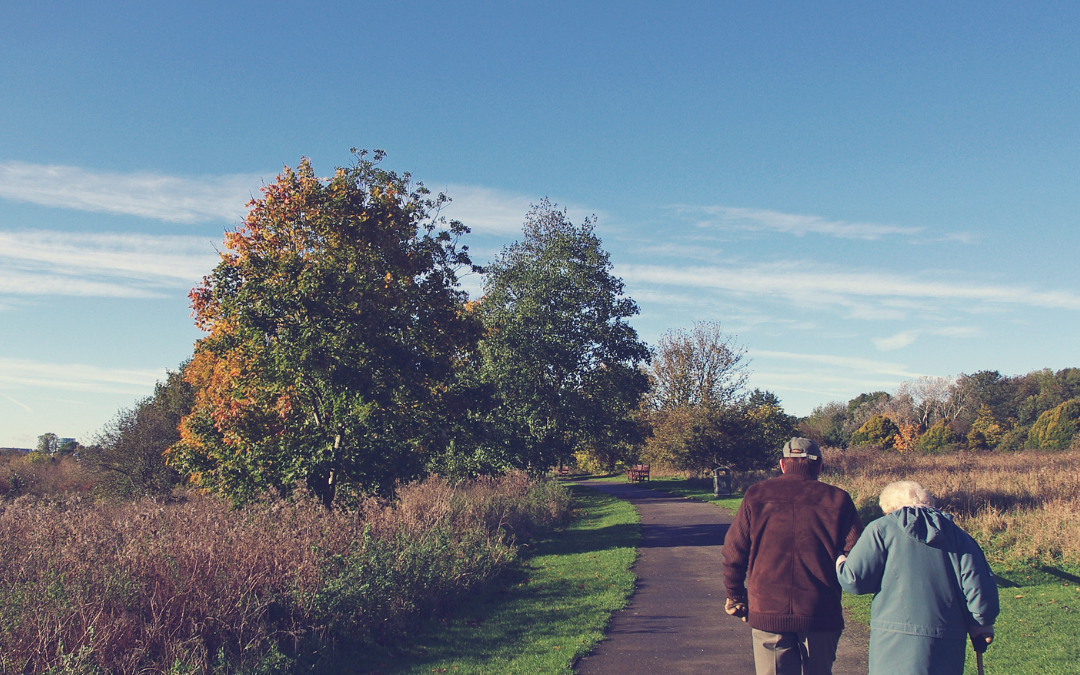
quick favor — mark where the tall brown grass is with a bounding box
[0,472,571,674]
[821,447,1080,565]
[0,451,95,499]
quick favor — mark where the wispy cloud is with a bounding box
[0,357,164,395]
[0,161,263,223]
[437,184,603,236]
[0,229,220,298]
[619,262,1080,312]
[872,326,982,351]
[0,270,163,298]
[748,349,925,406]
[751,349,922,379]
[680,205,924,240]
[0,392,33,414]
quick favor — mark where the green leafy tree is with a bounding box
[477,199,650,472]
[799,401,849,448]
[1028,398,1080,450]
[83,367,193,499]
[35,433,58,455]
[168,151,481,505]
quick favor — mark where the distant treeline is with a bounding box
[800,368,1080,452]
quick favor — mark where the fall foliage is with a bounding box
[168,151,481,505]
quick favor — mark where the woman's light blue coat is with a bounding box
[836,506,999,675]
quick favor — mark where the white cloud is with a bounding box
[751,349,922,379]
[0,357,165,395]
[873,326,982,351]
[0,270,163,298]
[682,206,924,240]
[0,392,33,413]
[619,262,1080,312]
[873,331,920,351]
[0,229,220,298]
[437,183,604,236]
[0,161,263,223]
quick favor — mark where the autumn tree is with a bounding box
[168,151,481,505]
[896,375,956,429]
[650,322,749,410]
[642,324,787,471]
[477,200,650,472]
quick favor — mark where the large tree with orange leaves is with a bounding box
[168,151,481,505]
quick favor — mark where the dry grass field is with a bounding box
[821,447,1080,565]
[0,472,571,674]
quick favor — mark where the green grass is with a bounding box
[584,474,744,514]
[334,484,639,675]
[963,564,1080,674]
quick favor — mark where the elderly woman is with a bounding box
[836,481,999,675]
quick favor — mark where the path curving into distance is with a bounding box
[574,480,869,675]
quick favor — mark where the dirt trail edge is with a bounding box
[574,481,869,675]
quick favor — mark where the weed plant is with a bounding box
[0,472,570,674]
[336,483,639,674]
[0,450,95,500]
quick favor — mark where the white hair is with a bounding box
[879,481,935,514]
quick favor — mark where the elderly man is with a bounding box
[722,438,863,675]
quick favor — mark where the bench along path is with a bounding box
[574,481,869,675]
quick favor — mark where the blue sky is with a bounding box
[2,1,1079,447]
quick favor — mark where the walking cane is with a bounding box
[971,633,989,675]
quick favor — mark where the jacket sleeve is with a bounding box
[953,531,1000,628]
[836,520,886,596]
[841,495,864,555]
[722,500,751,603]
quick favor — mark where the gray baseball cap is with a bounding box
[782,437,822,460]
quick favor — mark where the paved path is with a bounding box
[574,481,869,675]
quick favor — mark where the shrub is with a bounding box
[0,472,570,674]
[996,424,1031,452]
[0,451,94,499]
[850,414,898,449]
[1028,398,1080,450]
[966,405,1005,450]
[917,420,957,453]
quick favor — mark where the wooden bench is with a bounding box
[626,464,650,483]
[556,466,571,478]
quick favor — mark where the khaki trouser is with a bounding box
[751,628,842,675]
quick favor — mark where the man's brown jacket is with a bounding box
[722,470,863,633]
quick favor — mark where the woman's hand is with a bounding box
[969,625,994,653]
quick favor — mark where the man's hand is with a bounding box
[724,598,748,622]
[835,554,848,572]
[969,625,994,653]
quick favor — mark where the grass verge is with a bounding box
[584,474,744,514]
[338,483,640,675]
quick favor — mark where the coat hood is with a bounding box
[892,506,955,546]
